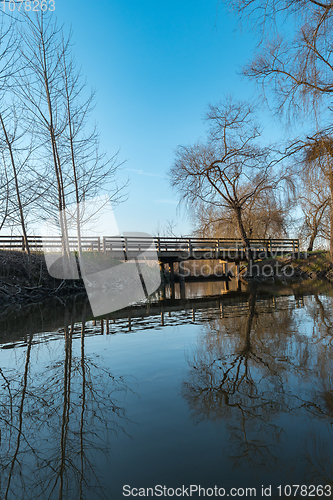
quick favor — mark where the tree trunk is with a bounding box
[41,40,71,270]
[235,206,253,264]
[330,168,333,262]
[63,62,83,267]
[0,113,30,257]
[307,230,317,252]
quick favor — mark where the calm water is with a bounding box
[1,280,333,499]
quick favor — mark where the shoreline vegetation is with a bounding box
[0,251,85,304]
[1,250,333,305]
[240,251,333,285]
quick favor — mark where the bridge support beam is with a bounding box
[159,261,165,281]
[180,279,185,300]
[169,261,175,283]
[220,260,227,275]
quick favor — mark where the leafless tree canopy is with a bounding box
[227,0,333,118]
[219,0,333,253]
[0,12,126,259]
[170,97,288,258]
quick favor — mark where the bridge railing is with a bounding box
[0,235,299,255]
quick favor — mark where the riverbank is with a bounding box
[0,250,85,304]
[1,249,333,304]
[242,251,333,284]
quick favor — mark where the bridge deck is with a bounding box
[0,235,299,261]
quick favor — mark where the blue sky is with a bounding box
[55,0,262,236]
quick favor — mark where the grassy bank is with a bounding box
[241,251,333,283]
[292,251,333,279]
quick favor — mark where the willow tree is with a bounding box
[193,190,290,240]
[169,98,283,262]
[303,136,333,253]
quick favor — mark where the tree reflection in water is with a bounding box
[3,283,333,496]
[182,285,333,479]
[299,293,333,487]
[0,298,131,500]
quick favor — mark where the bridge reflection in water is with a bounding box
[0,279,298,345]
[99,279,242,332]
[1,280,333,500]
[0,277,316,346]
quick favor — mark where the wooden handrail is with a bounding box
[0,235,300,253]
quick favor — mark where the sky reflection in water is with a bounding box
[1,281,333,499]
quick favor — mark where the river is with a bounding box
[1,279,333,499]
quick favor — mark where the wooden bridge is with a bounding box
[0,235,299,281]
[0,235,299,262]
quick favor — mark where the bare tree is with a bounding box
[297,161,330,251]
[0,17,31,237]
[15,13,71,266]
[59,35,125,260]
[6,12,127,275]
[224,0,333,255]
[226,0,333,120]
[169,98,284,262]
[0,104,36,255]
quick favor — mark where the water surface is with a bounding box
[1,280,333,499]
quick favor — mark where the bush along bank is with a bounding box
[0,250,85,304]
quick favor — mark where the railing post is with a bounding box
[97,236,101,252]
[215,239,219,258]
[157,237,160,252]
[188,238,192,254]
[123,237,128,259]
[103,236,106,253]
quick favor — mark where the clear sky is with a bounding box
[54,0,262,236]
